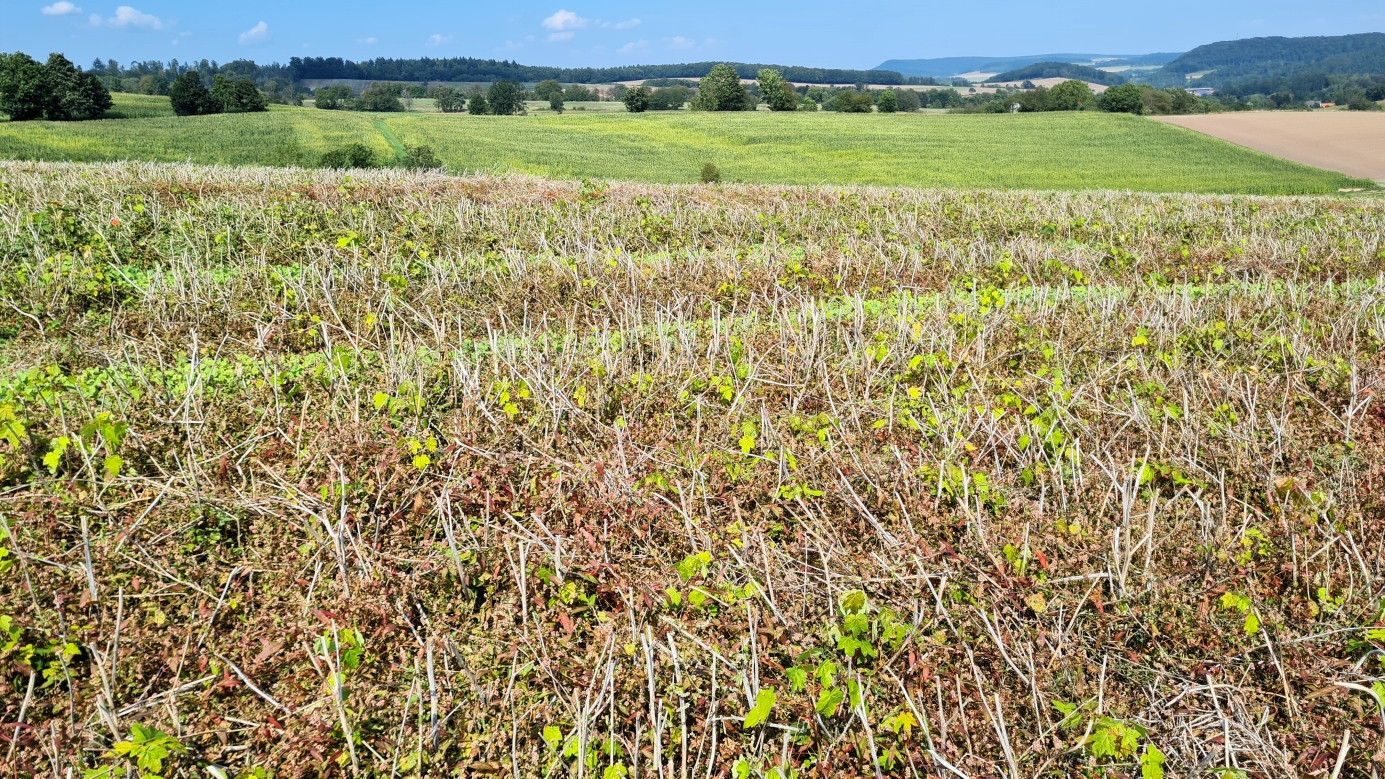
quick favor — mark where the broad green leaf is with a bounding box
[743,689,775,729]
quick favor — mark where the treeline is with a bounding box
[951,82,1215,116]
[86,58,301,102]
[1215,72,1385,109]
[290,56,905,86]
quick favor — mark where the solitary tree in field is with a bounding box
[1049,79,1094,111]
[757,69,799,111]
[488,80,523,115]
[549,94,565,113]
[693,64,748,111]
[876,89,898,113]
[623,86,651,113]
[169,71,213,115]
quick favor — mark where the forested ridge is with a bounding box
[290,56,905,85]
[989,62,1128,86]
[1156,33,1385,85]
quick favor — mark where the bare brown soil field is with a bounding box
[1156,111,1385,184]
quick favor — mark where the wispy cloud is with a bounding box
[665,36,696,50]
[615,18,641,30]
[41,2,82,15]
[618,40,649,54]
[89,5,163,29]
[238,20,269,45]
[547,31,575,42]
[426,33,453,47]
[357,36,377,44]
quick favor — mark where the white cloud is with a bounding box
[90,6,163,29]
[542,9,588,32]
[618,40,648,54]
[41,2,82,15]
[357,36,377,44]
[238,20,268,45]
[547,31,574,42]
[426,34,453,47]
[615,18,641,30]
[665,36,696,50]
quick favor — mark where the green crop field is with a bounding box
[2,160,1385,778]
[0,95,1372,193]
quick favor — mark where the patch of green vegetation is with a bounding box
[0,105,1371,193]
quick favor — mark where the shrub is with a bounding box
[320,143,376,169]
[549,95,565,113]
[399,144,441,170]
[876,89,898,113]
[1347,95,1382,111]
[801,97,819,111]
[699,163,722,183]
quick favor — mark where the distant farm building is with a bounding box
[1185,87,1216,97]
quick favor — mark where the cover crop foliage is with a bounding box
[0,161,1383,778]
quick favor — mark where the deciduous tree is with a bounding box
[488,80,523,115]
[693,64,748,111]
[623,86,650,113]
[0,52,48,121]
[169,71,213,115]
[757,69,799,111]
[1049,79,1094,111]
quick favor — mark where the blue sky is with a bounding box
[6,1,1384,69]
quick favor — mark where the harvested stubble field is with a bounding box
[1,161,1385,779]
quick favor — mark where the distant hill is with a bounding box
[290,57,905,86]
[1157,33,1385,85]
[989,62,1129,86]
[874,53,1176,78]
